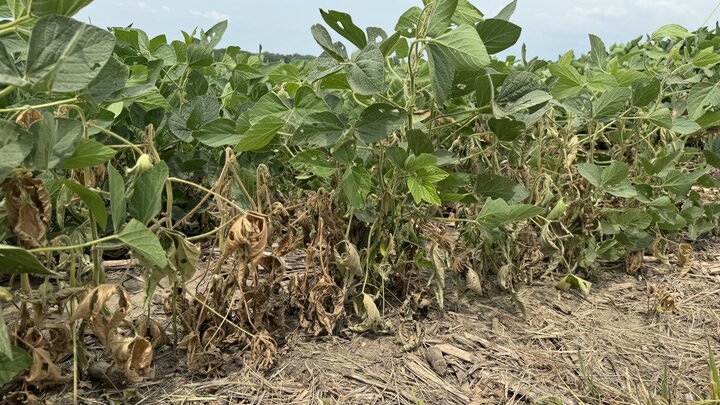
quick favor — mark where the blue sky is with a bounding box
[76,0,719,58]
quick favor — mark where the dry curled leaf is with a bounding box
[625,250,644,275]
[15,108,42,129]
[72,285,132,346]
[430,243,449,309]
[25,348,67,388]
[465,267,482,295]
[350,293,381,333]
[397,320,422,352]
[135,317,169,349]
[308,279,344,336]
[2,391,42,405]
[677,243,694,276]
[647,283,676,314]
[248,332,277,371]
[1,173,51,249]
[334,240,362,295]
[109,336,153,383]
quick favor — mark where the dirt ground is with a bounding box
[4,237,720,405]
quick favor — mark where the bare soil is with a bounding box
[4,238,720,405]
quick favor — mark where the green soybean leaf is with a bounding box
[395,6,422,38]
[292,111,345,147]
[476,173,527,202]
[452,0,484,25]
[0,41,27,87]
[488,117,525,142]
[496,71,545,103]
[692,47,720,69]
[651,24,691,40]
[347,45,384,95]
[60,139,117,169]
[662,169,706,196]
[186,43,213,67]
[0,345,32,386]
[82,57,128,103]
[578,162,629,188]
[193,118,240,147]
[61,180,107,229]
[429,24,490,70]
[354,103,406,144]
[0,245,57,276]
[235,116,285,152]
[426,44,454,106]
[30,0,92,16]
[405,153,437,172]
[647,108,673,129]
[320,9,367,49]
[423,0,458,38]
[25,15,115,92]
[342,165,371,209]
[631,77,660,107]
[548,63,585,99]
[493,0,517,20]
[477,198,542,229]
[201,20,227,49]
[0,120,33,182]
[407,129,434,155]
[593,88,631,118]
[129,162,169,225]
[408,176,441,205]
[672,117,701,135]
[687,83,720,120]
[311,24,347,61]
[588,34,608,69]
[290,150,336,178]
[117,219,167,268]
[108,165,126,232]
[476,19,521,54]
[28,113,83,171]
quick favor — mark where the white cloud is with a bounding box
[190,10,230,21]
[569,5,628,19]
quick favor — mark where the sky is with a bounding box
[76,0,720,59]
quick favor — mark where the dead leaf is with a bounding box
[248,332,276,371]
[625,250,644,275]
[1,173,51,249]
[677,243,694,276]
[350,293,381,333]
[72,285,132,346]
[334,240,362,296]
[308,279,344,336]
[15,109,42,129]
[135,317,169,349]
[109,336,153,382]
[25,348,67,388]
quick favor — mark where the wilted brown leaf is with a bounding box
[15,109,42,129]
[72,285,132,346]
[677,243,694,276]
[248,332,276,371]
[25,347,67,388]
[308,279,344,336]
[350,293,381,333]
[135,317,169,349]
[1,173,51,249]
[625,250,644,275]
[109,336,153,383]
